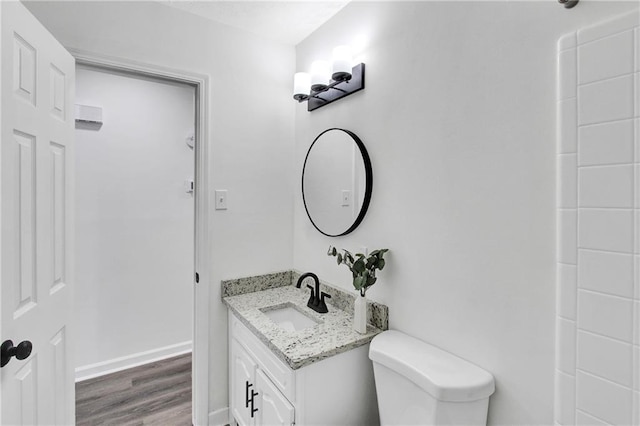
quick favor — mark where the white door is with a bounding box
[254,370,294,426]
[0,2,75,425]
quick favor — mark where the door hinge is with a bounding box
[195,272,199,283]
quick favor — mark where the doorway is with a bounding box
[73,63,197,424]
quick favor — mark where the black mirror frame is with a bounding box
[301,128,373,237]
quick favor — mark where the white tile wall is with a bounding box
[577,331,633,387]
[635,118,640,163]
[558,263,577,320]
[556,371,577,425]
[636,164,640,209]
[575,410,609,426]
[577,11,640,44]
[578,208,633,253]
[634,345,640,388]
[578,30,634,85]
[558,317,577,374]
[578,75,634,126]
[559,31,578,51]
[559,210,577,264]
[636,212,640,254]
[578,120,634,166]
[557,10,639,425]
[577,290,633,342]
[578,249,633,298]
[635,28,640,71]
[559,154,578,208]
[578,165,633,208]
[635,73,640,118]
[559,99,578,154]
[559,48,577,100]
[635,72,640,118]
[576,371,633,425]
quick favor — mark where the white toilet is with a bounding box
[369,330,495,426]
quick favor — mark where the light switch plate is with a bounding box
[215,190,228,210]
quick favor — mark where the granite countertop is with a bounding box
[223,284,383,370]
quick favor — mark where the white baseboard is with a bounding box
[75,341,192,382]
[208,407,230,426]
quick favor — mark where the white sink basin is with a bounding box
[261,304,321,332]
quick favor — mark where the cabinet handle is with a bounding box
[250,390,259,418]
[245,381,252,408]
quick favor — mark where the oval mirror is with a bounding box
[302,128,372,237]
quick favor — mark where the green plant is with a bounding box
[327,246,389,297]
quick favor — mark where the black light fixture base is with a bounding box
[331,71,352,82]
[311,83,328,92]
[559,0,579,8]
[308,63,365,112]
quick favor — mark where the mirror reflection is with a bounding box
[302,128,372,237]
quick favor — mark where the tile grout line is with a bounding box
[577,368,635,391]
[578,287,635,303]
[579,115,637,128]
[578,23,639,48]
[631,45,640,424]
[557,36,572,426]
[577,328,635,346]
[573,32,580,423]
[575,367,634,391]
[578,116,635,129]
[575,408,614,426]
[577,71,635,88]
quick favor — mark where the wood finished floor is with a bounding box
[76,353,192,426]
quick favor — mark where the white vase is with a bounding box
[353,294,367,334]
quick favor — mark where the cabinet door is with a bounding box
[254,369,295,426]
[231,339,257,426]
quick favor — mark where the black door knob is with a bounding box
[1,340,32,368]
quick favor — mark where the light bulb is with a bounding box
[331,45,353,82]
[293,72,310,101]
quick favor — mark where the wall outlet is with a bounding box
[341,190,352,206]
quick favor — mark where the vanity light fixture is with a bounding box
[293,45,365,112]
[558,0,579,8]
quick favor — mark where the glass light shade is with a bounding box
[331,45,353,81]
[310,60,330,91]
[293,72,311,98]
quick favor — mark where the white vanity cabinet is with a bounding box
[230,339,259,426]
[253,369,295,426]
[229,311,379,426]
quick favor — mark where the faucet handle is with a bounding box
[320,291,331,301]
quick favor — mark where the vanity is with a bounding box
[222,271,388,426]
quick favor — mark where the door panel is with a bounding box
[254,369,294,426]
[231,339,257,426]
[1,2,75,424]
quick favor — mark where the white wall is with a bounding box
[24,1,295,418]
[293,2,639,424]
[74,66,195,377]
[556,11,640,425]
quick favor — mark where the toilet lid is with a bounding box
[369,330,495,402]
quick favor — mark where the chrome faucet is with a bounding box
[296,272,331,314]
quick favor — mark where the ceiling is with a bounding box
[159,1,351,45]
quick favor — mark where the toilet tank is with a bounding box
[369,331,495,426]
